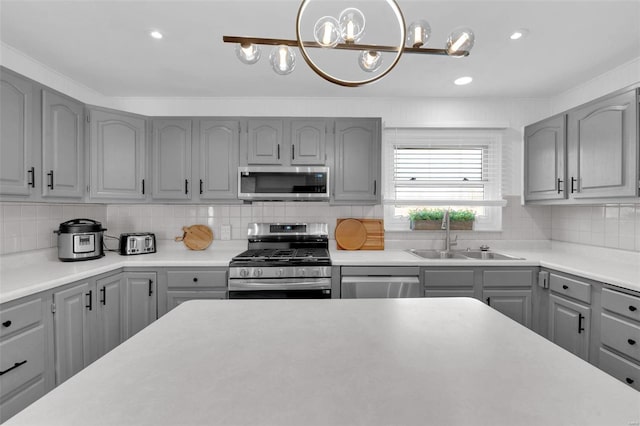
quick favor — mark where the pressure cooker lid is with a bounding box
[58,218,105,233]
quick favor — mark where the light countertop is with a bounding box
[1,241,639,304]
[5,298,639,426]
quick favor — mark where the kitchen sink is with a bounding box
[406,249,523,260]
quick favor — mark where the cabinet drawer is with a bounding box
[167,290,227,312]
[549,274,591,304]
[0,377,46,423]
[167,270,227,288]
[599,348,640,392]
[602,288,640,322]
[483,270,532,287]
[601,313,640,362]
[424,270,474,287]
[0,325,45,398]
[0,298,42,338]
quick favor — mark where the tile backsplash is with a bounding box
[1,198,638,255]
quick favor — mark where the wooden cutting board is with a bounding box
[336,218,384,250]
[175,224,213,250]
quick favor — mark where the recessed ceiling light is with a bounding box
[509,29,529,40]
[454,76,473,86]
[150,31,163,40]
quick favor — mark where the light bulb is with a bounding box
[359,51,382,73]
[406,20,431,48]
[314,16,340,47]
[446,27,475,57]
[269,45,296,75]
[235,43,261,65]
[454,76,473,85]
[338,8,365,43]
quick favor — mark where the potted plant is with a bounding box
[409,208,476,231]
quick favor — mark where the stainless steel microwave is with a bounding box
[238,166,330,200]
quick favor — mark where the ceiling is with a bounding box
[1,0,638,99]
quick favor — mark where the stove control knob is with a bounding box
[299,269,306,277]
[276,268,284,277]
[254,268,263,277]
[239,269,249,278]
[312,269,320,277]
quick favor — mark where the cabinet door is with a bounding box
[89,109,146,200]
[549,294,591,361]
[199,119,239,200]
[484,289,532,327]
[151,119,192,200]
[124,272,157,339]
[95,273,124,357]
[333,118,380,203]
[0,71,35,196]
[53,281,95,384]
[42,90,84,198]
[290,119,326,165]
[524,115,566,201]
[568,90,638,199]
[247,119,284,165]
[166,290,227,313]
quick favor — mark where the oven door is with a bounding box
[238,166,329,200]
[228,277,332,299]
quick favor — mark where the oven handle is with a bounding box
[229,279,331,291]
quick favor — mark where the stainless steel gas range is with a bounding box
[228,223,332,299]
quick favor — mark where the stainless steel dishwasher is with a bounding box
[340,267,422,298]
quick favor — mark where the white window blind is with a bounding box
[383,128,506,231]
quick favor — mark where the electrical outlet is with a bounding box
[221,225,231,241]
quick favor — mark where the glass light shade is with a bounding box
[406,20,431,48]
[314,16,341,47]
[446,27,475,57]
[359,51,383,73]
[269,45,296,75]
[338,8,365,43]
[235,43,261,64]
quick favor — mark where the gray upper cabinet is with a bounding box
[198,119,239,200]
[333,118,381,204]
[88,108,146,200]
[290,119,326,165]
[524,114,567,201]
[246,119,283,165]
[41,90,84,199]
[567,89,638,199]
[151,119,192,200]
[0,71,36,197]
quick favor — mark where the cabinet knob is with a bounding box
[2,320,11,328]
[562,285,569,290]
[630,305,638,312]
[628,339,637,346]
[626,377,635,385]
[193,277,198,282]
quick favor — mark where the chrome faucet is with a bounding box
[441,209,458,253]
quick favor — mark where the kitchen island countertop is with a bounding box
[5,298,639,426]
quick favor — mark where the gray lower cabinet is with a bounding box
[95,273,125,357]
[523,114,567,201]
[424,269,475,298]
[41,89,84,199]
[88,108,147,200]
[549,293,591,361]
[0,69,37,198]
[333,118,381,204]
[0,296,48,423]
[598,288,640,390]
[567,89,638,199]
[162,269,227,316]
[124,272,157,338]
[483,270,533,328]
[151,119,192,200]
[198,119,240,200]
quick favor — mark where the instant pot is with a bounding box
[54,219,106,262]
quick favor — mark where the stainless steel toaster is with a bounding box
[119,233,156,255]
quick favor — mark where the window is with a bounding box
[383,128,505,231]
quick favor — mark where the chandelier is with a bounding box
[223,0,475,87]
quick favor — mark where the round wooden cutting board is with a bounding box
[175,224,213,250]
[335,219,367,250]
